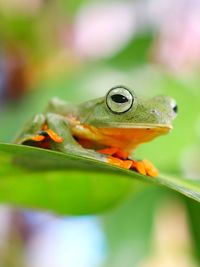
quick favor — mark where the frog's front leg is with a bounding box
[46,113,107,162]
[98,147,158,177]
[45,113,82,152]
[16,113,107,161]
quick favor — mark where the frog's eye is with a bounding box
[173,104,178,114]
[169,99,178,116]
[106,86,133,114]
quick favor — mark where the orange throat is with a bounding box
[72,124,171,154]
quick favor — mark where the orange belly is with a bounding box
[72,124,170,153]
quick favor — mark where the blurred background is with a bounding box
[0,0,200,266]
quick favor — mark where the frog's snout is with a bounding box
[153,95,178,117]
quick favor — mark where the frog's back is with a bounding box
[45,97,78,117]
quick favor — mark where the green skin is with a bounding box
[15,87,177,162]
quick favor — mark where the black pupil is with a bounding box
[111,94,128,103]
[173,105,178,113]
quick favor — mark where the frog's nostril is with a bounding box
[173,104,178,114]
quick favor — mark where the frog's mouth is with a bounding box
[99,122,173,130]
[72,123,172,153]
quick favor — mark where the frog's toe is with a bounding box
[38,129,63,143]
[131,160,146,175]
[107,156,133,169]
[131,159,158,177]
[30,135,46,142]
[20,134,45,144]
[46,129,63,143]
[142,159,158,177]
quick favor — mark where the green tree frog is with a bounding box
[15,86,177,177]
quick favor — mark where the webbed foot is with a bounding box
[38,128,63,143]
[24,127,63,147]
[98,147,158,177]
[131,159,158,177]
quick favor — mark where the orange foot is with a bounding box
[31,129,63,143]
[98,147,158,177]
[131,159,158,177]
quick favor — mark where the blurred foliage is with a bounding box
[184,198,200,263]
[102,186,163,267]
[107,35,153,69]
[59,0,89,15]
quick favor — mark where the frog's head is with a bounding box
[81,85,177,129]
[79,86,177,151]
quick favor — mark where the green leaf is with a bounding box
[0,142,200,215]
[0,143,137,215]
[184,198,200,263]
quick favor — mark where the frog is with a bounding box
[15,86,178,177]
